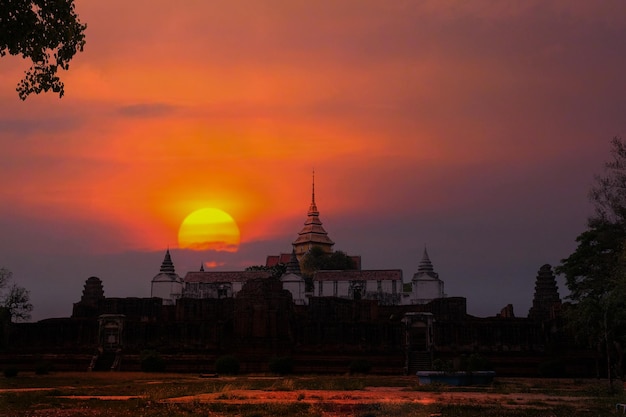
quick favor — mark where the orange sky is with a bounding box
[1,1,625,320]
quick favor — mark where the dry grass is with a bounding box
[0,373,623,416]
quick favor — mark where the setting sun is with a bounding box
[178,208,240,252]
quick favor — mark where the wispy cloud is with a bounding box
[116,103,179,118]
[0,0,622,320]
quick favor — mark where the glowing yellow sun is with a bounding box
[178,208,240,252]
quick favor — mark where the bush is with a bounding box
[459,354,492,372]
[432,358,454,373]
[140,350,166,372]
[215,355,240,375]
[269,356,293,375]
[4,367,18,378]
[349,359,372,374]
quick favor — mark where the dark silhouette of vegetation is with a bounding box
[458,354,492,372]
[557,136,626,388]
[432,358,454,373]
[3,367,18,378]
[0,267,33,322]
[215,355,240,375]
[299,246,356,291]
[0,0,86,99]
[301,246,355,273]
[245,264,286,278]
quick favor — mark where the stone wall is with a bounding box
[0,278,585,375]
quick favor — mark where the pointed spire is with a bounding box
[417,247,434,274]
[308,169,319,215]
[200,263,205,272]
[159,249,176,275]
[293,170,334,254]
[312,169,316,204]
[286,249,302,275]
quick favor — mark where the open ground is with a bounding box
[0,372,624,416]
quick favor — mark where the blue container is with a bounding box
[416,371,495,386]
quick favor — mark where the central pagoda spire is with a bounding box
[292,171,334,259]
[308,169,319,215]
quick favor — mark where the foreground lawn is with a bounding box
[0,372,623,416]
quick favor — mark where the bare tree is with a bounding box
[0,268,33,322]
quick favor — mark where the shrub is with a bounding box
[140,350,166,372]
[269,356,293,375]
[432,358,454,373]
[459,354,492,372]
[215,355,240,375]
[4,367,18,378]
[349,359,372,374]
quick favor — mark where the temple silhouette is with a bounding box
[0,177,593,376]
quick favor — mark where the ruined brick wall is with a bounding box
[233,277,295,346]
[1,280,584,375]
[6,318,98,352]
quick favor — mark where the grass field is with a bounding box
[0,372,624,416]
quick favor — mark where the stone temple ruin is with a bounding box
[0,179,594,376]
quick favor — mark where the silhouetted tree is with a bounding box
[245,264,286,278]
[301,246,355,276]
[590,137,626,224]
[557,137,626,387]
[1,0,87,99]
[0,268,33,322]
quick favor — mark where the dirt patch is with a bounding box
[55,395,146,400]
[163,387,595,409]
[0,388,56,393]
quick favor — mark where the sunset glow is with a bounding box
[1,1,624,320]
[178,208,240,252]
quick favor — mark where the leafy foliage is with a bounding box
[245,264,286,278]
[299,247,357,291]
[558,222,625,302]
[301,246,355,276]
[557,137,626,383]
[590,137,626,224]
[0,0,87,99]
[0,267,33,322]
[432,358,454,373]
[458,354,492,372]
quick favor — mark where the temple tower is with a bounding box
[81,276,105,306]
[409,248,445,304]
[72,276,106,318]
[150,249,183,305]
[280,250,307,305]
[292,171,334,259]
[528,264,561,321]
